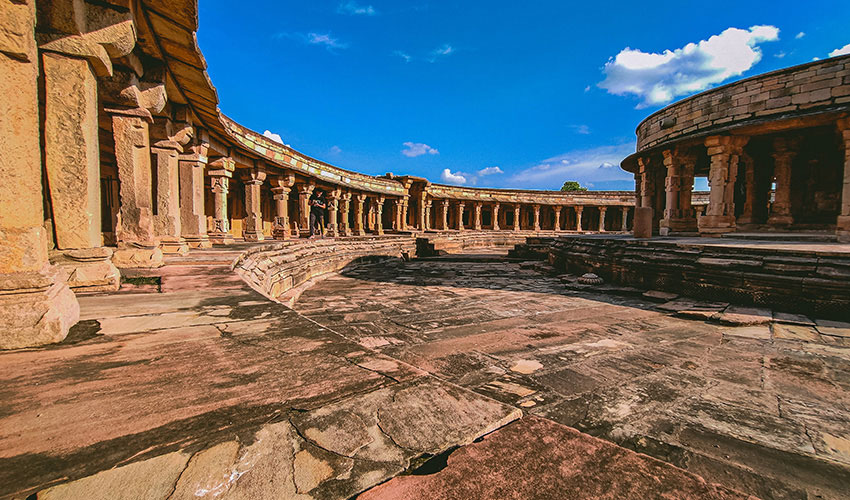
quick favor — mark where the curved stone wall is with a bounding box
[632,55,850,154]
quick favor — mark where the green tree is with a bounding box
[560,181,587,192]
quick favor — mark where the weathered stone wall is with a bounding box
[634,55,850,153]
[233,236,417,301]
[549,236,850,319]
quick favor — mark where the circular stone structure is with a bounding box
[621,55,850,239]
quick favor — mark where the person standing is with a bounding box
[309,189,327,237]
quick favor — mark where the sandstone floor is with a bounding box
[1,251,848,499]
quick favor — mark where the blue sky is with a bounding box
[198,1,850,191]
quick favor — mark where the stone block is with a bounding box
[0,276,79,350]
[633,207,653,238]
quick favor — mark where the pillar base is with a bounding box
[209,232,235,246]
[242,231,265,242]
[660,217,698,236]
[183,235,213,249]
[50,247,121,293]
[0,271,80,350]
[698,215,736,235]
[836,216,850,242]
[273,226,291,240]
[158,237,190,256]
[767,214,794,226]
[112,244,164,270]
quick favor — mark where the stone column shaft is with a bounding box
[621,207,629,232]
[738,156,757,225]
[533,205,541,231]
[0,1,79,348]
[152,142,189,255]
[514,204,521,231]
[554,206,562,231]
[272,186,291,239]
[208,160,235,245]
[179,157,212,248]
[456,203,465,231]
[354,194,366,236]
[492,203,500,231]
[441,200,449,230]
[767,138,797,226]
[340,193,352,236]
[474,203,482,230]
[699,136,748,235]
[242,171,266,242]
[327,191,340,237]
[374,197,385,235]
[425,202,432,231]
[297,183,314,236]
[599,207,607,232]
[837,119,850,242]
[576,207,584,232]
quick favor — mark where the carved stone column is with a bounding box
[533,205,541,231]
[514,204,521,231]
[179,148,212,248]
[553,206,562,232]
[418,192,428,231]
[151,128,189,255]
[837,119,850,242]
[456,202,466,231]
[401,196,409,231]
[441,200,450,230]
[241,169,266,242]
[353,193,366,236]
[700,136,749,235]
[0,0,79,348]
[271,174,294,239]
[621,207,629,232]
[425,201,432,231]
[297,182,315,236]
[599,207,608,232]
[738,153,757,225]
[660,148,698,235]
[767,137,798,226]
[340,192,352,236]
[41,51,120,290]
[374,197,385,235]
[109,110,164,268]
[207,158,235,245]
[576,206,584,232]
[327,190,341,237]
[392,199,403,231]
[492,203,500,231]
[474,203,483,230]
[637,156,662,234]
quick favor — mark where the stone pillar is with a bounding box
[152,137,189,255]
[392,199,403,231]
[41,51,120,291]
[533,205,541,231]
[738,153,757,225]
[241,169,266,242]
[417,192,428,231]
[179,151,212,249]
[474,202,483,230]
[492,203,500,231]
[326,190,340,237]
[374,197,385,235]
[514,204,521,231]
[401,196,409,231]
[660,149,698,235]
[270,175,294,239]
[340,192,352,236]
[425,201,432,231]
[700,136,749,235]
[441,200,450,230]
[109,110,165,268]
[837,119,850,242]
[576,206,584,232]
[637,156,661,235]
[767,137,798,226]
[621,207,629,232]
[456,202,465,231]
[599,207,607,232]
[0,0,79,348]
[353,193,366,236]
[553,206,562,232]
[207,158,235,245]
[297,182,315,236]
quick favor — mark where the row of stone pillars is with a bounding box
[428,201,631,232]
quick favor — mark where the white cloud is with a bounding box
[429,44,454,62]
[829,43,850,58]
[307,33,349,51]
[570,124,591,135]
[599,25,780,107]
[478,166,503,176]
[508,143,635,189]
[796,32,806,39]
[394,50,412,62]
[402,142,440,158]
[584,85,591,92]
[263,130,283,143]
[337,1,376,15]
[441,169,467,185]
[329,145,342,155]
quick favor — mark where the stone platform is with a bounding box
[1,239,848,499]
[549,234,850,320]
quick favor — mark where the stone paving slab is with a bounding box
[296,259,850,500]
[358,415,751,500]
